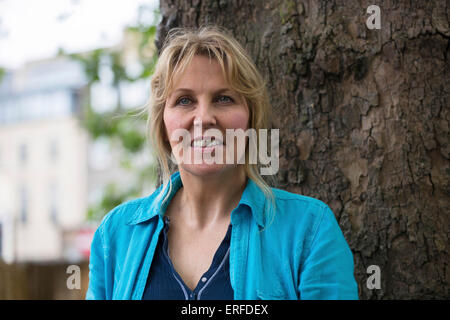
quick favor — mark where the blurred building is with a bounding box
[0,29,154,264]
[0,56,92,263]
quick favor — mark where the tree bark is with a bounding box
[156,0,449,299]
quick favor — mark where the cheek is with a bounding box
[162,111,171,137]
[163,110,188,143]
[163,109,177,136]
[225,109,250,130]
[162,111,171,141]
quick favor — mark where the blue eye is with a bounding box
[175,95,234,106]
[176,97,191,105]
[217,95,233,103]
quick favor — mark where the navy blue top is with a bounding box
[142,216,234,300]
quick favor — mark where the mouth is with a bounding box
[191,136,224,149]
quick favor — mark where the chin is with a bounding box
[179,163,239,178]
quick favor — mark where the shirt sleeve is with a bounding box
[85,226,106,300]
[298,204,359,300]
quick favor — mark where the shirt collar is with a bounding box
[127,171,267,228]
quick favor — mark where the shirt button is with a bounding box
[201,277,208,283]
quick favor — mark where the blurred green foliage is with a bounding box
[0,67,5,83]
[70,6,160,222]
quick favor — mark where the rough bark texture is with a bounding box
[156,0,449,299]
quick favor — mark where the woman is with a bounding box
[86,26,358,300]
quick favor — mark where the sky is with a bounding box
[0,0,159,69]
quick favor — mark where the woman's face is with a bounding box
[163,54,250,177]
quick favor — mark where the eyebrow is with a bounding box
[171,87,233,96]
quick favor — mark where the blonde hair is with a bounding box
[145,25,276,225]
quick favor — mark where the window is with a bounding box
[71,90,81,115]
[19,143,27,166]
[49,182,59,225]
[49,139,59,162]
[19,185,28,224]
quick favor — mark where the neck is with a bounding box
[175,167,247,229]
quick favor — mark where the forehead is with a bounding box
[170,55,229,92]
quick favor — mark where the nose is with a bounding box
[194,98,217,128]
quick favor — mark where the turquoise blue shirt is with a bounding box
[86,171,358,300]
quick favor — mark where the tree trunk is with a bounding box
[155,0,449,299]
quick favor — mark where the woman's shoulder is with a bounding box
[265,187,341,246]
[266,186,334,228]
[96,186,163,231]
[270,186,329,211]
